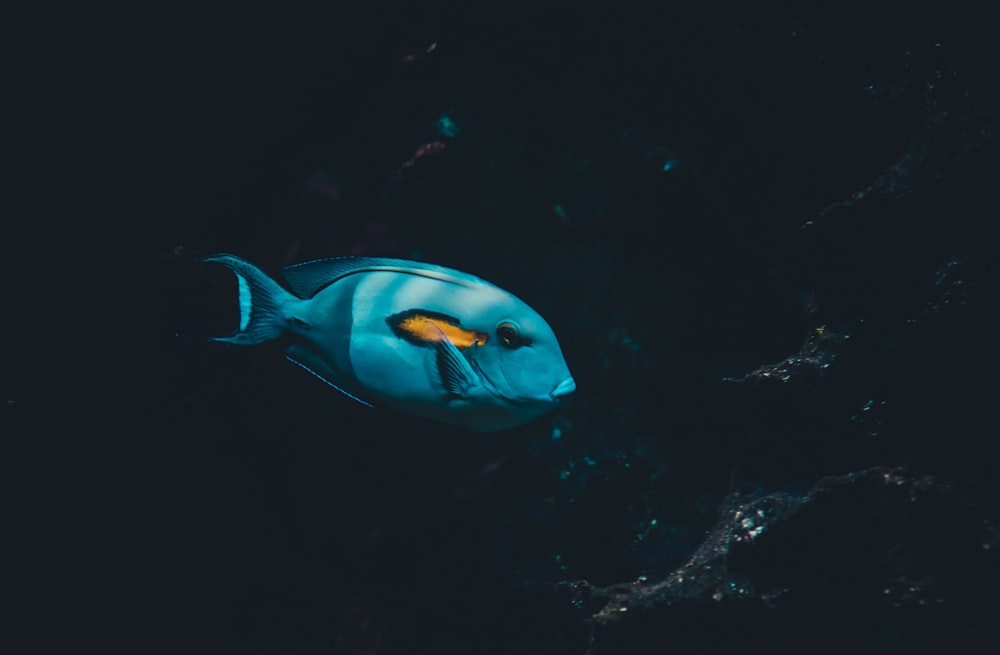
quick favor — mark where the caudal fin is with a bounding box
[199,254,297,346]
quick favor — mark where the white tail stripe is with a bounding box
[237,274,251,331]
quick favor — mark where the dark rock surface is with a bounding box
[555,467,998,652]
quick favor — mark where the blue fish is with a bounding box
[199,254,575,431]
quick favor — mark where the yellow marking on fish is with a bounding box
[396,314,488,348]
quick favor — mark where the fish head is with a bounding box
[377,269,575,430]
[469,293,575,413]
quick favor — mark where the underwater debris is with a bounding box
[802,25,1000,228]
[922,256,974,316]
[725,325,852,385]
[395,41,439,69]
[379,141,448,208]
[850,398,889,438]
[2,399,32,413]
[434,112,460,139]
[639,145,682,174]
[810,94,998,224]
[411,141,447,163]
[305,168,345,205]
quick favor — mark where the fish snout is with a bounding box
[549,376,577,403]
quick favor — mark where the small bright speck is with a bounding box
[662,159,678,172]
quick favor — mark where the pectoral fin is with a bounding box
[384,309,484,398]
[433,329,481,398]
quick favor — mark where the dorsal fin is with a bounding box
[281,256,493,298]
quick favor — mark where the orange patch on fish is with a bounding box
[394,313,488,348]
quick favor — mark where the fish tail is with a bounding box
[200,254,297,346]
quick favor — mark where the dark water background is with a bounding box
[6,2,1000,653]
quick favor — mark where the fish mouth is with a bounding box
[549,376,577,403]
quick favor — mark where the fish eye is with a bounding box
[496,322,522,348]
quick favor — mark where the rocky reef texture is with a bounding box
[556,468,998,652]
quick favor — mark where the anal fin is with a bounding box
[285,344,375,408]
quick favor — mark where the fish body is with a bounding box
[200,254,575,431]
